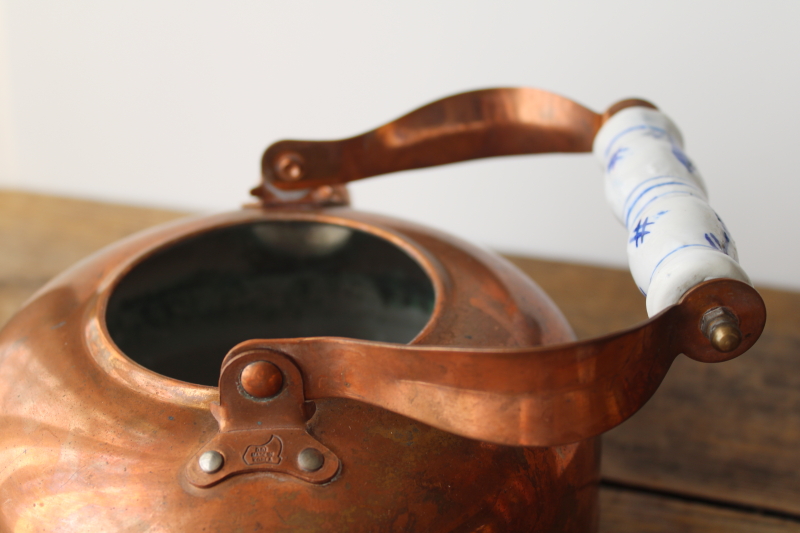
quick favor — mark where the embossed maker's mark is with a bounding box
[630,217,654,248]
[244,435,283,465]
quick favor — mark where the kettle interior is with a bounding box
[105,220,435,386]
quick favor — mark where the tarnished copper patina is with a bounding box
[0,88,765,531]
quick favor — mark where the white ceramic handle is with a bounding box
[593,107,751,317]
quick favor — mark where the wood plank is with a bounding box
[600,289,800,516]
[0,190,186,326]
[599,487,800,533]
[506,256,800,516]
[2,189,799,520]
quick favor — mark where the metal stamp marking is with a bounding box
[244,435,283,465]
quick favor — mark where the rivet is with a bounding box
[198,450,224,474]
[240,361,283,399]
[297,448,324,472]
[274,152,305,182]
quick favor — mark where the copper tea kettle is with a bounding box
[0,88,765,532]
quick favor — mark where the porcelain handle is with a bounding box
[593,107,751,316]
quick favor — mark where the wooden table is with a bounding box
[2,190,798,531]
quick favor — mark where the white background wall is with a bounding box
[0,1,797,290]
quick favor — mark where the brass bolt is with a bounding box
[274,152,305,182]
[701,307,743,353]
[240,361,283,399]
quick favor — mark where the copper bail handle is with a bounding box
[258,88,653,192]
[257,87,748,321]
[224,279,765,448]
[246,88,766,446]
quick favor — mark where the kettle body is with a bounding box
[0,207,598,532]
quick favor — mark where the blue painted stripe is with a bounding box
[622,174,683,214]
[603,124,669,157]
[603,125,646,157]
[629,190,701,231]
[625,181,701,228]
[649,243,717,284]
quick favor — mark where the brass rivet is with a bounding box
[198,450,224,474]
[297,448,324,472]
[274,152,305,182]
[240,361,283,399]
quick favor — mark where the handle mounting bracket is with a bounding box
[185,349,340,488]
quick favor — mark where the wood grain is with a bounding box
[0,190,186,326]
[599,488,800,532]
[2,188,799,528]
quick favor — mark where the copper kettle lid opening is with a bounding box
[105,220,435,386]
